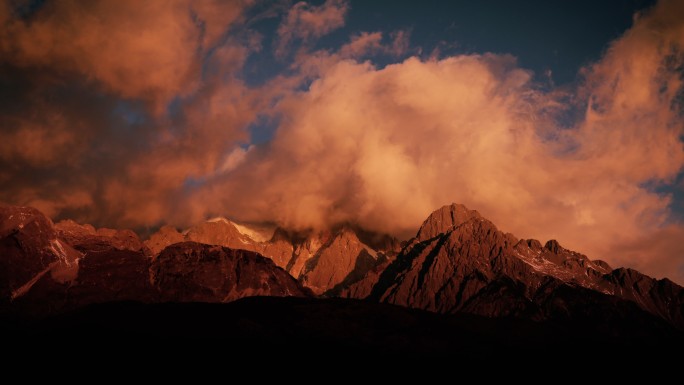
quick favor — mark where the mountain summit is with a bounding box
[340,203,684,328]
[1,202,682,332]
[144,219,400,294]
[415,203,482,241]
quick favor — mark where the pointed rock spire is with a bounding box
[416,203,481,241]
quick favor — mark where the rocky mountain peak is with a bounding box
[184,219,247,246]
[54,219,97,237]
[333,225,362,243]
[144,225,184,256]
[298,226,387,295]
[151,242,310,302]
[2,202,684,333]
[350,203,684,328]
[416,203,482,241]
[0,205,54,236]
[0,205,79,303]
[55,220,145,253]
[524,239,543,252]
[544,239,564,254]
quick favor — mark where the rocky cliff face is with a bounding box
[151,242,310,302]
[414,203,482,242]
[0,205,80,304]
[144,225,184,255]
[298,228,382,295]
[145,218,294,267]
[145,219,399,294]
[55,219,147,253]
[3,203,682,330]
[600,267,684,327]
[1,206,310,315]
[13,247,157,315]
[348,204,684,328]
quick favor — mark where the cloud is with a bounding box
[1,0,683,285]
[275,0,349,57]
[338,30,411,58]
[339,32,383,58]
[289,29,412,83]
[192,0,684,283]
[0,0,252,112]
[610,225,684,285]
[388,30,411,56]
[0,116,78,167]
[0,0,257,227]
[197,54,542,233]
[219,146,253,174]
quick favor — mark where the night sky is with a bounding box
[1,0,683,284]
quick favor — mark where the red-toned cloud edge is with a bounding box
[1,0,683,284]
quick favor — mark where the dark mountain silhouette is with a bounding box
[3,297,681,368]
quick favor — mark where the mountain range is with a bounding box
[2,202,683,360]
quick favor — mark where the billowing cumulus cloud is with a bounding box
[195,0,684,283]
[1,0,683,284]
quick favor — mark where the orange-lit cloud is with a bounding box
[275,0,349,57]
[195,0,684,283]
[339,32,384,58]
[338,30,411,59]
[0,0,252,112]
[0,117,78,167]
[1,0,683,285]
[0,0,257,226]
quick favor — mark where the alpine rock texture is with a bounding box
[151,242,310,302]
[0,205,310,315]
[145,218,400,294]
[0,205,80,303]
[55,219,148,253]
[1,202,682,332]
[347,204,684,328]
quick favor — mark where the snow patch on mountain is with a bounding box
[207,217,231,224]
[232,222,276,243]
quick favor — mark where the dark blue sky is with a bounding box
[342,0,656,84]
[244,0,656,86]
